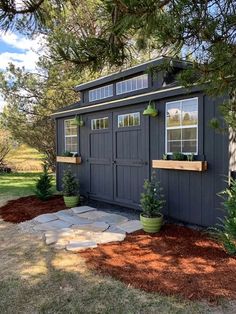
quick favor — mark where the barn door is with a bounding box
[113,108,149,206]
[87,113,113,201]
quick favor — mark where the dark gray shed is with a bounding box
[52,56,233,227]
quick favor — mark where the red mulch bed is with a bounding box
[0,195,67,223]
[80,224,236,302]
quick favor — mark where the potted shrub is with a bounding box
[62,168,80,207]
[140,174,165,233]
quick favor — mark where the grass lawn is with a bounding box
[6,144,44,171]
[0,172,56,206]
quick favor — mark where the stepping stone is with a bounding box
[93,231,126,244]
[34,219,72,231]
[118,220,142,233]
[71,206,97,215]
[55,212,91,225]
[66,241,97,252]
[45,235,58,245]
[78,210,110,220]
[96,213,129,225]
[34,213,58,224]
[105,225,126,235]
[73,221,109,232]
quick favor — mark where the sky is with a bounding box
[0,31,44,112]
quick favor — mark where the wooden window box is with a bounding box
[152,160,207,172]
[56,156,82,164]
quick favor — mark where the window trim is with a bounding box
[91,117,109,130]
[165,97,198,155]
[89,84,113,102]
[117,112,141,128]
[116,74,148,95]
[64,119,78,154]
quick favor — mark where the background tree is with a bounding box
[0,128,14,167]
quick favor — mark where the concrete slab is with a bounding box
[71,206,97,215]
[117,220,142,233]
[33,213,58,224]
[66,241,97,252]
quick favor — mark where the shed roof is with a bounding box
[74,56,191,92]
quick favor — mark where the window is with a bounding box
[64,119,78,153]
[165,98,198,154]
[116,74,148,95]
[118,112,140,128]
[89,85,113,102]
[91,117,109,130]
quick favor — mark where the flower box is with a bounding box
[152,160,207,172]
[56,156,82,164]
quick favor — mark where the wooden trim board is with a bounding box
[152,160,207,172]
[56,156,82,164]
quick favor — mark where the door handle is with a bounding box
[112,160,116,165]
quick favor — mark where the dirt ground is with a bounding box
[0,195,67,223]
[81,224,236,302]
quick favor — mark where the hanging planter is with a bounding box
[72,115,85,127]
[143,101,158,117]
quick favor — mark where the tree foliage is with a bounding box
[0,60,80,170]
[62,167,79,197]
[0,128,13,166]
[209,179,236,255]
[35,162,53,200]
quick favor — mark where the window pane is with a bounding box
[104,118,108,129]
[96,119,100,129]
[166,102,181,127]
[124,115,129,127]
[129,114,134,126]
[167,141,181,153]
[133,113,140,126]
[182,140,197,153]
[182,127,197,140]
[118,115,124,127]
[116,74,148,95]
[127,79,132,92]
[182,99,198,126]
[167,129,181,141]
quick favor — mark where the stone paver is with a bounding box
[78,210,110,220]
[55,212,91,225]
[74,221,109,232]
[34,213,58,224]
[34,219,72,231]
[96,213,129,225]
[118,220,142,233]
[66,241,97,252]
[26,205,142,251]
[71,206,96,215]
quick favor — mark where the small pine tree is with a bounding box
[209,179,236,255]
[140,172,165,218]
[62,168,79,197]
[35,163,53,201]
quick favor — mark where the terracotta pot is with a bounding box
[140,213,163,233]
[63,195,79,208]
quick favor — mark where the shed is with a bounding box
[52,56,233,227]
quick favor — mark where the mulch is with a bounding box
[0,195,67,223]
[80,224,236,302]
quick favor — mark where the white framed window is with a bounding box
[116,74,148,95]
[89,85,113,102]
[64,119,78,153]
[118,112,140,128]
[165,98,198,154]
[91,117,109,130]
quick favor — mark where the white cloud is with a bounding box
[0,31,46,71]
[0,32,44,51]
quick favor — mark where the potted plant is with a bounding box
[140,173,165,233]
[62,168,80,207]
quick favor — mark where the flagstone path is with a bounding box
[29,206,142,252]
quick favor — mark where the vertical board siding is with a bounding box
[56,93,229,226]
